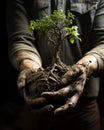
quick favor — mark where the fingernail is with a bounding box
[61,78,67,84]
[18,81,25,89]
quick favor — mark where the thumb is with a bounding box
[17,69,35,89]
[17,70,27,89]
[61,64,84,85]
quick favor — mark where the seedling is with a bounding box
[26,9,81,98]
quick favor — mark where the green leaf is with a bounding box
[28,9,82,45]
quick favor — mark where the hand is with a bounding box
[17,68,36,90]
[17,68,55,115]
[41,63,89,115]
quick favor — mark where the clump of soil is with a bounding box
[26,58,70,98]
[23,9,81,102]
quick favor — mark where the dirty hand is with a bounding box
[41,62,89,115]
[17,68,55,115]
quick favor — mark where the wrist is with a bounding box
[76,55,98,76]
[11,51,42,71]
[19,59,42,72]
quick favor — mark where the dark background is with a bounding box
[0,0,21,103]
[0,0,104,130]
[0,1,25,130]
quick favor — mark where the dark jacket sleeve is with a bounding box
[86,0,104,73]
[6,0,42,69]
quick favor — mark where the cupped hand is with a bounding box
[17,68,55,115]
[41,63,88,115]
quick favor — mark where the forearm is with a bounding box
[7,0,42,71]
[77,44,104,77]
[11,51,42,72]
[76,54,98,76]
[8,35,42,71]
[86,44,104,73]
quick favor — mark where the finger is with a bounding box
[41,85,72,100]
[53,82,85,115]
[72,78,86,96]
[66,93,79,108]
[17,69,36,89]
[26,97,47,106]
[17,71,27,89]
[54,93,79,115]
[61,64,84,85]
[31,104,55,115]
[26,68,44,83]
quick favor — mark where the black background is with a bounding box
[0,0,20,104]
[0,1,25,129]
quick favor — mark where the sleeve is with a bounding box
[86,0,104,73]
[6,0,42,69]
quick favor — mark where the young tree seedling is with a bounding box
[25,9,81,100]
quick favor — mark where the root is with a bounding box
[26,61,70,98]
